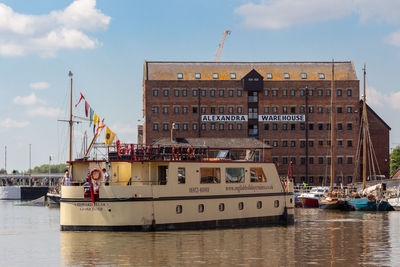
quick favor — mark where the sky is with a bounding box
[0,0,400,172]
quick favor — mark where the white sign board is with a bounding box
[258,114,305,122]
[201,115,248,122]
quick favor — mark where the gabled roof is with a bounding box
[144,61,358,81]
[242,69,264,80]
[361,100,391,130]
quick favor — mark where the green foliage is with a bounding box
[390,146,400,176]
[27,163,68,174]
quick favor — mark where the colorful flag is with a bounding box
[93,113,98,126]
[96,119,105,136]
[75,92,85,108]
[88,170,95,204]
[85,101,90,117]
[89,108,94,126]
[105,127,116,145]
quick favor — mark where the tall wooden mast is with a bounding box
[330,60,335,190]
[362,65,367,190]
[68,71,73,163]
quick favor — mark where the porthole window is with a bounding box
[257,201,262,209]
[274,200,280,208]
[198,204,204,213]
[176,205,182,214]
[219,203,225,211]
[238,202,244,210]
[290,198,293,203]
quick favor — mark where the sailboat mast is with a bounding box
[362,65,367,190]
[68,71,73,163]
[330,60,335,190]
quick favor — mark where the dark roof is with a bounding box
[360,100,391,130]
[152,138,271,149]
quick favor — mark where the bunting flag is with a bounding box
[105,127,116,145]
[89,108,94,126]
[85,101,90,117]
[75,92,85,108]
[96,119,105,136]
[93,113,98,126]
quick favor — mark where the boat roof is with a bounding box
[152,137,270,149]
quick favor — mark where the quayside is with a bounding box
[60,142,294,231]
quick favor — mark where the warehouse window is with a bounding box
[210,89,215,97]
[153,123,158,131]
[174,89,179,97]
[230,73,236,79]
[347,89,352,96]
[266,73,272,79]
[301,73,307,79]
[213,73,219,79]
[177,73,183,79]
[319,73,325,79]
[284,73,290,79]
[193,89,198,97]
[195,73,201,79]
[153,89,159,96]
[237,89,242,97]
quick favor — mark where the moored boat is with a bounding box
[298,187,329,208]
[60,144,295,231]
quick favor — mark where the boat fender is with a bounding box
[187,146,195,159]
[172,146,179,159]
[90,168,102,180]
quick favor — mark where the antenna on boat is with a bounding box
[362,64,367,190]
[68,71,73,164]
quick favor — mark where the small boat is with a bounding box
[298,187,329,208]
[348,196,393,211]
[388,197,400,210]
[46,192,60,204]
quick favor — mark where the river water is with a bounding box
[1,200,400,266]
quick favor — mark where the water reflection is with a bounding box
[59,209,400,266]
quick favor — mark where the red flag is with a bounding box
[85,101,90,117]
[88,173,95,204]
[96,119,105,136]
[75,92,85,108]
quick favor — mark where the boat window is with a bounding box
[219,203,225,211]
[200,168,221,184]
[176,205,182,214]
[178,168,185,184]
[250,168,267,183]
[274,200,279,208]
[257,201,262,209]
[216,150,229,159]
[226,168,245,183]
[198,204,204,213]
[238,202,244,210]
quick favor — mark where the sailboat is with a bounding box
[319,61,349,210]
[347,65,393,211]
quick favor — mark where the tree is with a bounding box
[390,146,400,176]
[0,169,6,174]
[27,163,68,174]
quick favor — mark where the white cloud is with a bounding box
[235,0,400,30]
[367,86,400,111]
[385,30,400,48]
[0,118,29,128]
[13,93,46,105]
[27,106,62,117]
[0,0,110,57]
[30,82,50,90]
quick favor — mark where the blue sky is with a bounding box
[0,0,400,171]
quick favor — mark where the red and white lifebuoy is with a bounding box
[90,168,102,180]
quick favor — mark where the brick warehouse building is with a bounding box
[142,61,390,185]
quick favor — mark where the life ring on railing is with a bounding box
[172,146,179,159]
[90,168,102,180]
[187,146,194,159]
[118,147,128,158]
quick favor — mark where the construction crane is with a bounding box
[215,30,231,62]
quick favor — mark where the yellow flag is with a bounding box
[105,126,116,145]
[93,113,98,126]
